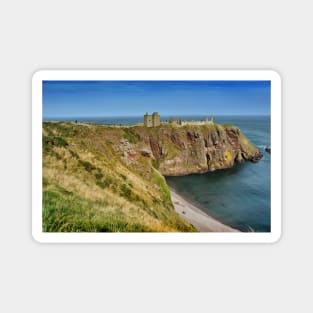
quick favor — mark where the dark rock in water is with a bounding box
[251,152,263,162]
[265,146,271,154]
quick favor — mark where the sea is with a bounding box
[44,115,271,232]
[166,115,271,233]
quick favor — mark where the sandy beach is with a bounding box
[170,188,239,232]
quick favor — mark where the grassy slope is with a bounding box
[43,122,196,232]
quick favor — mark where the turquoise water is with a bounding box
[166,116,271,232]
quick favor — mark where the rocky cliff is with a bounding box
[117,123,262,176]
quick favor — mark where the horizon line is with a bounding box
[43,113,271,119]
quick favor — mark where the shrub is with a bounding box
[79,160,96,172]
[43,135,68,148]
[96,176,113,189]
[69,150,79,159]
[95,170,104,180]
[96,180,107,188]
[43,177,49,187]
[120,183,132,200]
[152,159,160,169]
[122,128,139,144]
[55,123,78,137]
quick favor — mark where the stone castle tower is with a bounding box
[144,112,160,127]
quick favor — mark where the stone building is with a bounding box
[144,112,160,127]
[169,116,215,126]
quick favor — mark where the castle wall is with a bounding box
[145,112,160,127]
[181,120,214,126]
[145,113,213,127]
[152,113,160,127]
[144,115,153,127]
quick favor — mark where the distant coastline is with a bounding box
[43,115,270,126]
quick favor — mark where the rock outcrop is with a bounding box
[117,124,263,176]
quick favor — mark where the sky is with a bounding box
[43,80,270,118]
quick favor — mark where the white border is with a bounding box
[32,70,281,243]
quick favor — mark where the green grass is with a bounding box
[96,176,114,189]
[43,189,152,232]
[120,183,132,199]
[151,158,160,169]
[122,127,139,144]
[43,177,49,187]
[152,169,171,201]
[50,123,78,137]
[78,160,96,172]
[43,135,68,157]
[43,135,68,148]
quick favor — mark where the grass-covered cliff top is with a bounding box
[42,122,261,232]
[43,122,196,232]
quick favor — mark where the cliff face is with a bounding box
[124,124,262,176]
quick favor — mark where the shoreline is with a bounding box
[170,188,239,232]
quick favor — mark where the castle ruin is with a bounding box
[144,112,160,127]
[169,116,215,126]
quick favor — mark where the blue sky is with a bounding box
[43,80,270,117]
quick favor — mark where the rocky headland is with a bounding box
[118,123,263,176]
